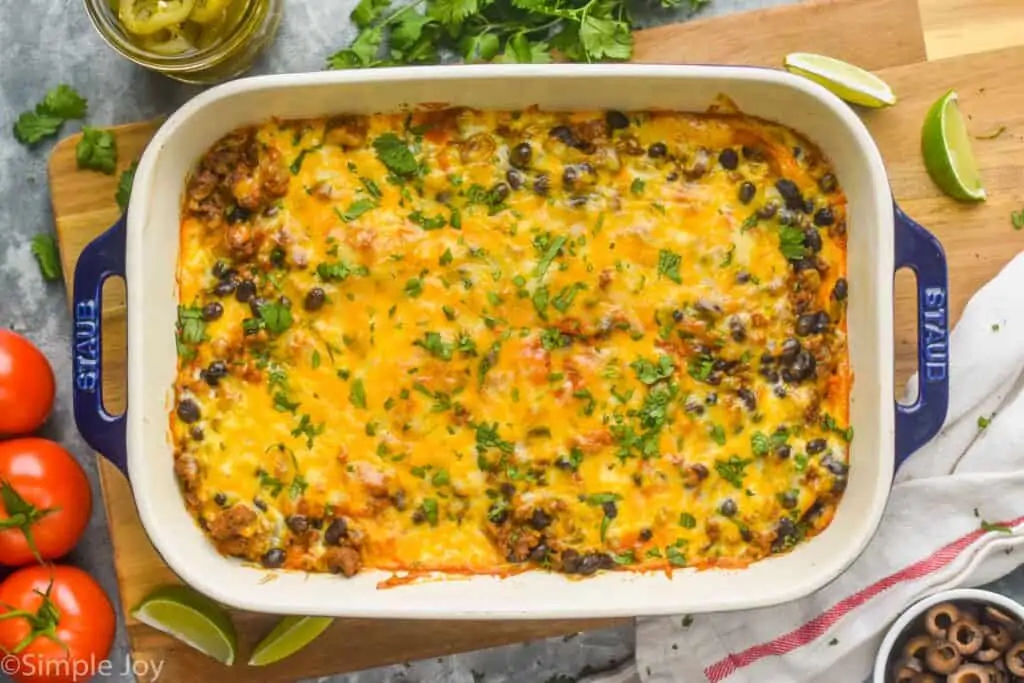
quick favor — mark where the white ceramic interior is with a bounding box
[126,64,895,618]
[873,588,1024,682]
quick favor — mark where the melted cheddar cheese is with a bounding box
[171,106,851,578]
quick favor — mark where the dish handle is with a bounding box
[72,215,128,477]
[893,205,949,469]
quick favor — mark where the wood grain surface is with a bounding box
[47,0,1024,680]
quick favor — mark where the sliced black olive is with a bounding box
[925,603,960,638]
[805,438,827,455]
[647,142,668,158]
[304,287,326,311]
[204,360,228,386]
[666,171,679,182]
[738,181,756,205]
[735,270,752,284]
[718,148,739,170]
[506,169,525,190]
[802,198,815,215]
[324,518,348,545]
[260,548,285,568]
[176,399,200,424]
[606,110,630,130]
[202,302,223,321]
[924,640,961,674]
[286,515,309,534]
[510,142,532,169]
[533,173,551,196]
[530,508,552,530]
[253,498,268,512]
[832,278,848,301]
[705,392,718,406]
[818,173,838,194]
[814,207,835,226]
[720,498,737,516]
[489,183,509,205]
[235,279,256,303]
[775,178,805,211]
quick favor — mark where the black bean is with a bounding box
[269,246,285,267]
[577,552,607,575]
[212,261,230,279]
[775,179,804,211]
[304,287,326,312]
[647,142,668,158]
[639,528,653,542]
[202,302,223,321]
[777,209,800,227]
[720,499,738,517]
[802,228,822,254]
[190,426,205,441]
[436,191,452,205]
[814,208,835,227]
[391,490,407,511]
[718,148,739,170]
[601,501,618,519]
[204,361,228,386]
[253,498,268,512]
[803,198,815,215]
[213,279,237,297]
[226,205,252,224]
[729,318,747,342]
[176,399,200,424]
[738,181,757,205]
[666,172,680,182]
[818,173,838,194]
[554,457,574,471]
[506,169,525,190]
[530,508,552,530]
[771,518,798,553]
[793,257,819,272]
[672,309,684,322]
[821,455,849,476]
[549,125,577,147]
[324,518,348,545]
[235,279,256,303]
[832,278,848,301]
[560,548,581,573]
[786,350,816,382]
[796,314,817,337]
[488,503,509,525]
[806,438,827,455]
[780,490,798,509]
[213,492,227,506]
[533,173,550,196]
[705,373,722,386]
[742,145,764,161]
[780,338,801,362]
[773,385,787,398]
[736,270,752,284]
[737,387,757,412]
[685,400,704,415]
[529,543,549,563]
[690,463,709,482]
[756,201,779,220]
[261,548,285,568]
[310,518,323,530]
[695,299,721,317]
[249,296,267,318]
[606,110,630,130]
[500,482,516,498]
[705,391,718,406]
[510,142,532,169]
[813,311,830,333]
[264,205,280,217]
[793,146,803,159]
[286,515,309,534]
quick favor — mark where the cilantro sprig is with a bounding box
[327,0,711,69]
[13,84,88,146]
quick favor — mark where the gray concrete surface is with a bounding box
[6,0,988,681]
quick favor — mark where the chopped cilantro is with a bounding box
[258,301,293,335]
[978,415,991,430]
[273,392,300,413]
[658,249,682,284]
[708,423,726,446]
[439,248,454,266]
[666,546,687,567]
[679,512,696,529]
[551,282,587,313]
[420,498,439,526]
[404,277,424,297]
[76,126,118,174]
[373,133,419,178]
[317,260,369,282]
[30,234,62,282]
[349,378,368,409]
[629,355,675,385]
[257,470,284,497]
[290,414,325,448]
[337,199,378,222]
[779,225,808,261]
[630,178,645,195]
[750,431,770,456]
[539,327,569,351]
[414,331,454,360]
[714,455,751,488]
[534,235,567,279]
[409,210,447,230]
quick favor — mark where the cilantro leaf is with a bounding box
[551,282,587,313]
[779,225,808,261]
[715,455,751,488]
[30,234,62,282]
[38,84,88,119]
[373,133,419,178]
[13,112,64,146]
[578,16,632,61]
[258,301,293,335]
[76,126,118,175]
[352,0,391,26]
[409,210,447,230]
[428,0,484,27]
[658,249,682,284]
[116,161,138,212]
[630,355,675,385]
[414,331,454,360]
[350,378,368,409]
[327,26,384,68]
[459,32,501,62]
[317,260,369,282]
[534,236,567,278]
[338,199,378,222]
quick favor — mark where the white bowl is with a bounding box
[873,588,1024,682]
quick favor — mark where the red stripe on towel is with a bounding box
[704,517,1024,682]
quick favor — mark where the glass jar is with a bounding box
[83,0,283,85]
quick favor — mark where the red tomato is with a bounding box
[0,440,91,566]
[0,331,55,436]
[0,565,115,683]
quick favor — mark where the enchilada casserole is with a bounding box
[171,106,851,578]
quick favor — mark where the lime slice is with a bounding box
[783,53,897,108]
[118,0,195,36]
[189,0,232,24]
[922,90,986,202]
[132,585,237,665]
[249,616,334,666]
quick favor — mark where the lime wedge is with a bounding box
[921,89,986,202]
[249,616,334,666]
[783,53,897,108]
[132,585,237,665]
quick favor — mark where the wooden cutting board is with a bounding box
[46,0,1024,680]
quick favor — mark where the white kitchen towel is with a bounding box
[588,250,1024,683]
